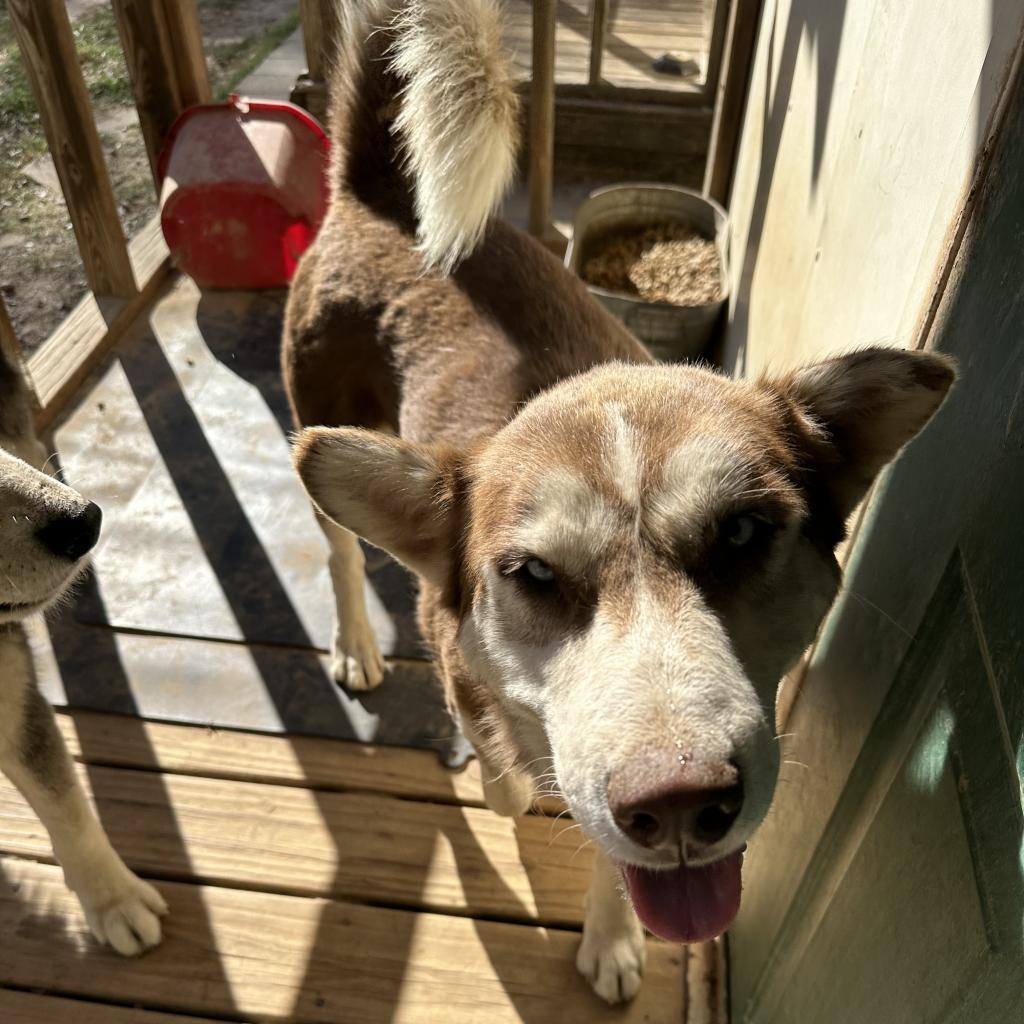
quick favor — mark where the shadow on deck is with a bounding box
[0,271,705,1021]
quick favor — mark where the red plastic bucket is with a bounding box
[158,95,330,289]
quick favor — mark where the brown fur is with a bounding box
[283,30,649,753]
[283,6,955,775]
[285,3,955,1003]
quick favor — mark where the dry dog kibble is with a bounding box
[583,222,721,306]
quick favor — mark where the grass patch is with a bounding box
[0,6,135,211]
[71,9,136,106]
[0,7,133,118]
[1,1,300,351]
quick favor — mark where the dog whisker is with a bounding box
[840,585,916,641]
[545,807,573,832]
[551,821,585,848]
[568,836,595,865]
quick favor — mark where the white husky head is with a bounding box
[0,351,101,625]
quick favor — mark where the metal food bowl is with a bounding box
[565,184,730,362]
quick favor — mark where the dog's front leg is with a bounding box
[320,517,386,690]
[0,644,166,955]
[460,716,534,817]
[577,850,646,1004]
[481,762,535,818]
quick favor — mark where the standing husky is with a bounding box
[0,345,166,955]
[284,0,955,1003]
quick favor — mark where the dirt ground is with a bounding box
[0,0,298,355]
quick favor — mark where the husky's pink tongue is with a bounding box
[622,851,743,943]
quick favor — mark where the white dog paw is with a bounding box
[331,619,386,691]
[482,768,534,817]
[576,919,646,1004]
[76,870,168,957]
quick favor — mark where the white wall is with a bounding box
[724,0,1024,376]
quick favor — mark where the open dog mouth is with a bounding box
[616,849,745,943]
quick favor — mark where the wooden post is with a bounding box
[703,0,763,205]
[6,0,136,299]
[111,0,183,187]
[588,0,608,86]
[529,0,557,241]
[159,0,211,109]
[300,0,328,81]
[114,0,210,185]
[300,0,341,82]
[702,0,732,101]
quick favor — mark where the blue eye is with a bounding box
[721,514,779,549]
[724,515,757,547]
[524,557,556,582]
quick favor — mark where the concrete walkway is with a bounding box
[236,26,306,100]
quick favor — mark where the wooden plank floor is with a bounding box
[0,709,688,1022]
[504,0,713,90]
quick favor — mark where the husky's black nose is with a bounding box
[35,502,103,561]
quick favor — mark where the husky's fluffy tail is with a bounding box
[329,0,520,273]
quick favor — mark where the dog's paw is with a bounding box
[75,867,167,957]
[331,618,386,691]
[482,768,534,817]
[576,915,646,1004]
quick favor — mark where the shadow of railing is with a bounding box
[47,568,239,1015]
[42,290,568,1020]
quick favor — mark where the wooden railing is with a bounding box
[4,0,757,429]
[4,0,209,429]
[574,0,730,106]
[525,0,732,244]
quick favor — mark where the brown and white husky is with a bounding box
[283,0,955,1003]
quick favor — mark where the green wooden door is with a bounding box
[728,69,1024,1024]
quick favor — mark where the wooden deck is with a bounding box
[504,0,714,91]
[0,710,690,1022]
[2,194,713,1017]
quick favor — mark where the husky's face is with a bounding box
[295,348,954,941]
[0,354,101,625]
[455,364,837,870]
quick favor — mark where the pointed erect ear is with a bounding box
[0,342,36,441]
[770,347,957,524]
[294,427,465,587]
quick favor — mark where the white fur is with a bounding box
[647,436,753,545]
[576,852,646,1005]
[513,469,619,577]
[603,404,641,507]
[2,733,169,957]
[464,574,773,870]
[1,391,167,954]
[460,715,535,817]
[390,0,519,273]
[0,446,90,624]
[321,519,386,690]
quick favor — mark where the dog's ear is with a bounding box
[0,343,42,456]
[294,426,465,587]
[770,347,957,524]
